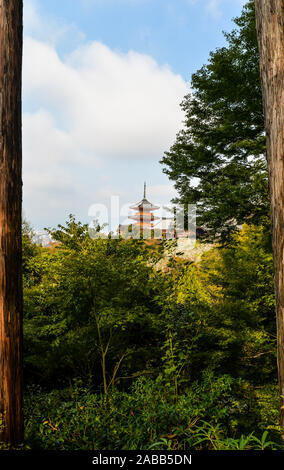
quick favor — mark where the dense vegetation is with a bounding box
[18,0,281,451]
[21,217,280,450]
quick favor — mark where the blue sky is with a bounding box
[29,0,245,79]
[23,0,246,229]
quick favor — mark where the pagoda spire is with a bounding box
[144,181,146,199]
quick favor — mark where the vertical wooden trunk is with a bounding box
[0,0,23,445]
[254,0,284,430]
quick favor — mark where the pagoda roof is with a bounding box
[130,198,160,211]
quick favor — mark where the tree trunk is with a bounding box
[254,0,284,431]
[0,0,23,445]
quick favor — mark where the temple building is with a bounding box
[118,183,177,239]
[128,183,160,236]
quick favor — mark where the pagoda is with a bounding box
[129,183,160,236]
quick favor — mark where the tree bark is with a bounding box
[0,0,23,445]
[254,0,284,431]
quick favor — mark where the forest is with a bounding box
[22,216,280,450]
[0,0,283,451]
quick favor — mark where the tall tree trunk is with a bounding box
[0,0,23,445]
[254,0,284,431]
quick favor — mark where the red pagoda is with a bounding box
[129,183,160,236]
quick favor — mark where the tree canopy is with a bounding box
[161,1,268,241]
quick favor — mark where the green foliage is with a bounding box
[199,224,276,384]
[160,1,268,241]
[23,216,165,388]
[22,219,41,288]
[187,423,279,450]
[24,375,280,450]
[22,215,280,449]
[45,214,90,250]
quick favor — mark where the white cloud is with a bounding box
[23,1,188,227]
[24,38,187,160]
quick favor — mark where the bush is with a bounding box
[24,374,281,450]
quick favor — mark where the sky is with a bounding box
[23,0,246,230]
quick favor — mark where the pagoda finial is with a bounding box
[144,181,146,199]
